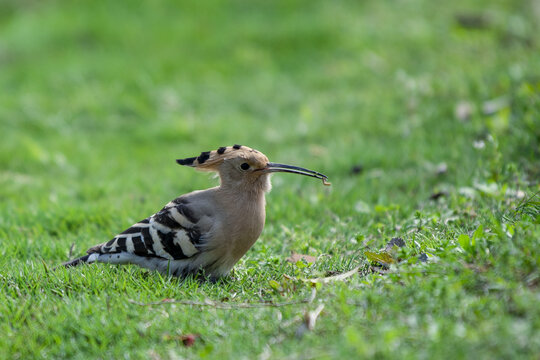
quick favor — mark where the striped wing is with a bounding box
[89,199,203,260]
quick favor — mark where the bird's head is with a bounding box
[177,145,330,193]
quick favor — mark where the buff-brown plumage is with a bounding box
[62,145,329,279]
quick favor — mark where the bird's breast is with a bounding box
[224,199,266,261]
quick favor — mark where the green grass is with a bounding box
[1,0,539,358]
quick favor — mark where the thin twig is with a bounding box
[296,304,325,338]
[127,298,310,309]
[305,304,325,330]
[307,288,317,304]
[304,266,360,284]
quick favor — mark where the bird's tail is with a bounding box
[61,254,97,268]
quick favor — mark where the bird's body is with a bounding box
[63,145,329,279]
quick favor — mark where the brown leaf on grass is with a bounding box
[287,252,317,264]
[163,334,200,347]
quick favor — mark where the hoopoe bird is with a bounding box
[62,145,330,280]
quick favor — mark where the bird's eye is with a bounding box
[240,163,250,170]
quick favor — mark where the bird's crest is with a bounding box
[176,145,267,170]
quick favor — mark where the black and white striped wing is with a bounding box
[89,200,203,260]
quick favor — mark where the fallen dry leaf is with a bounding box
[162,334,200,347]
[287,252,317,264]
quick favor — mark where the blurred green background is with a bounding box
[1,0,539,358]
[1,0,538,201]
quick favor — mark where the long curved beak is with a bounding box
[263,162,331,186]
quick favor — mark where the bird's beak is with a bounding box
[263,162,331,186]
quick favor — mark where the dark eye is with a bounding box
[240,163,250,170]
